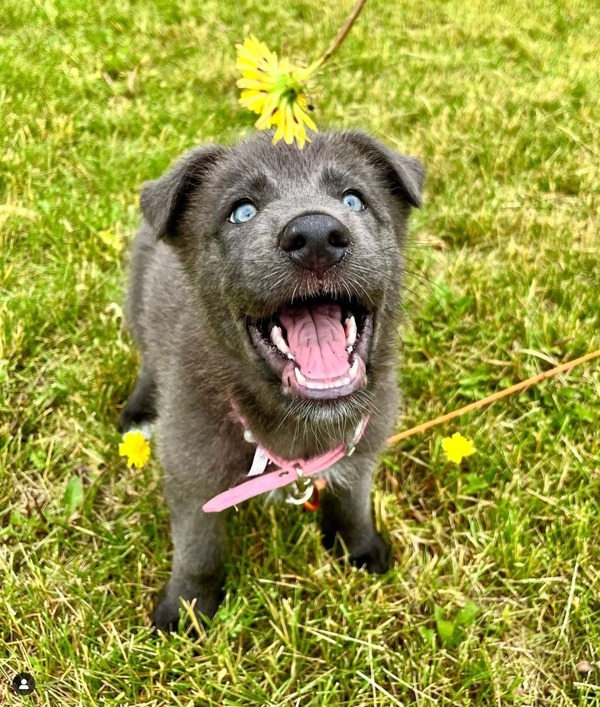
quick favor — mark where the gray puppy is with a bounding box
[120,130,424,631]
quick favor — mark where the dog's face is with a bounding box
[141,131,423,425]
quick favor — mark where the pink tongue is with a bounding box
[279,303,350,381]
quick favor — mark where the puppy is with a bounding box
[120,131,424,631]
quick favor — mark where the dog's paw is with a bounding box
[153,588,223,634]
[118,371,157,433]
[152,597,181,634]
[349,533,391,575]
[118,406,155,435]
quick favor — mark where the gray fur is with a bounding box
[121,130,424,630]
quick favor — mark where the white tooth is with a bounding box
[346,346,354,354]
[349,358,359,379]
[342,377,350,385]
[344,316,357,347]
[270,325,292,357]
[294,367,307,385]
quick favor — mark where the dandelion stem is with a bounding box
[386,349,600,446]
[314,0,368,70]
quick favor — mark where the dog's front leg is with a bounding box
[153,487,228,632]
[319,455,390,574]
[151,427,243,630]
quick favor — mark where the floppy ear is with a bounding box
[345,131,425,208]
[140,145,226,238]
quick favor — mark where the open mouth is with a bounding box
[247,296,373,401]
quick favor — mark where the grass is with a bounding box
[1,0,598,703]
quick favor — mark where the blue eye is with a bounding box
[229,201,257,224]
[342,192,365,211]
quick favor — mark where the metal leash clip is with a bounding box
[285,467,314,505]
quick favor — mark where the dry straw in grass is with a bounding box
[386,349,600,447]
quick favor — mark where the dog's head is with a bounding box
[141,131,423,426]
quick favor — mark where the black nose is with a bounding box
[279,214,351,276]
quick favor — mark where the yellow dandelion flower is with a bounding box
[441,433,476,464]
[119,430,151,469]
[235,35,318,149]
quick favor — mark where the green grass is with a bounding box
[1,0,599,703]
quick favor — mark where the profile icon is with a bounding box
[11,673,36,696]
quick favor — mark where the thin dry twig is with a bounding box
[386,349,600,446]
[315,0,368,69]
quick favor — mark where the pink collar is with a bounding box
[202,415,369,513]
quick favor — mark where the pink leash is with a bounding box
[202,415,369,513]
